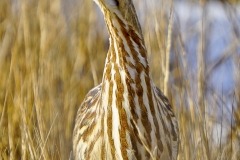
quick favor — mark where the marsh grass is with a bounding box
[0,0,239,159]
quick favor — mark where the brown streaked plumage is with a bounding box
[73,0,179,159]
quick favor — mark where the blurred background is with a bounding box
[0,0,239,159]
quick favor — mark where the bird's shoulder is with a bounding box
[153,86,178,128]
[78,84,102,114]
[154,86,174,114]
[73,84,102,135]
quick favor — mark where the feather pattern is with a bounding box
[73,0,179,159]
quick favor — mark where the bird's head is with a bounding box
[93,0,143,39]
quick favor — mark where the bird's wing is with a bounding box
[74,84,102,129]
[73,84,102,159]
[77,84,102,116]
[154,86,179,160]
[73,84,102,155]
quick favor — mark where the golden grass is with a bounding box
[0,0,239,159]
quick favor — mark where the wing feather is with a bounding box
[73,84,102,157]
[154,86,179,160]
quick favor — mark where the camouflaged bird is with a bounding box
[73,0,179,159]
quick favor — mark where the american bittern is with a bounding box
[73,0,179,159]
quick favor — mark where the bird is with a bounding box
[73,0,179,159]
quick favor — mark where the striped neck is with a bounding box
[102,11,150,86]
[100,11,157,159]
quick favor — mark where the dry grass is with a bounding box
[0,0,239,160]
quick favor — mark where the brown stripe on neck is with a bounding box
[102,6,160,158]
[104,13,150,82]
[136,81,152,146]
[107,81,115,159]
[109,10,154,153]
[114,13,148,64]
[102,42,116,83]
[113,63,129,159]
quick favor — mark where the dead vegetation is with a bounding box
[0,0,239,159]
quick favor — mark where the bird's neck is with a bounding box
[100,12,155,114]
[102,12,151,84]
[99,12,156,157]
